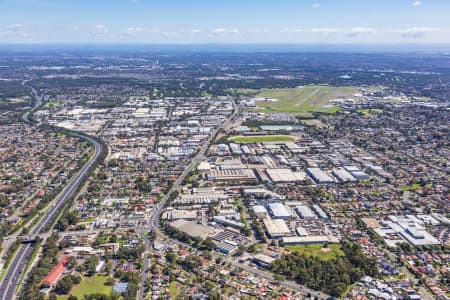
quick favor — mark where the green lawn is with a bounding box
[57,275,112,299]
[44,101,62,107]
[251,85,358,115]
[168,281,181,298]
[285,244,344,261]
[357,108,383,116]
[400,183,423,191]
[229,135,294,143]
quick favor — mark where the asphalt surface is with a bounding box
[0,130,103,298]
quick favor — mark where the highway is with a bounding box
[0,135,103,300]
[0,83,104,300]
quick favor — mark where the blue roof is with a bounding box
[113,282,128,293]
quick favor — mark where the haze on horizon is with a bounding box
[0,0,450,45]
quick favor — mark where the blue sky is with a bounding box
[0,0,449,43]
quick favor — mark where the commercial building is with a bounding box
[253,253,276,269]
[41,256,68,286]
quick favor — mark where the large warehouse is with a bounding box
[306,168,335,184]
[268,202,291,219]
[263,218,291,238]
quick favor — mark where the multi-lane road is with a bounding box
[0,83,104,300]
[0,135,103,300]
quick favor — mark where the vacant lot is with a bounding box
[229,135,294,143]
[285,244,344,261]
[58,275,112,299]
[253,85,358,115]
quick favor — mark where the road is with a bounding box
[139,100,328,299]
[156,231,330,299]
[139,100,239,299]
[0,83,104,300]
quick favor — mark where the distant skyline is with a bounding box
[1,0,450,44]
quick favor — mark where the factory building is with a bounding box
[263,218,291,238]
[268,202,291,219]
[306,168,335,184]
[296,205,317,219]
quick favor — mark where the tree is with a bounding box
[200,237,216,251]
[55,275,73,294]
[48,294,57,300]
[86,254,100,275]
[165,250,178,263]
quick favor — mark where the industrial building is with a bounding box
[213,215,245,229]
[263,218,291,238]
[312,204,329,220]
[265,168,308,183]
[296,205,317,219]
[306,168,335,184]
[281,235,340,245]
[374,215,441,247]
[252,205,268,219]
[268,202,291,219]
[332,167,357,182]
[207,168,257,183]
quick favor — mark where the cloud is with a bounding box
[347,27,376,37]
[126,26,145,35]
[311,28,342,35]
[412,1,421,6]
[0,24,31,38]
[92,24,110,37]
[396,27,440,38]
[280,28,304,35]
[312,3,320,8]
[210,28,240,36]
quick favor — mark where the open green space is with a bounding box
[357,108,383,116]
[400,183,423,191]
[252,85,358,115]
[168,281,181,298]
[285,244,344,261]
[57,275,112,299]
[44,101,62,107]
[229,135,294,143]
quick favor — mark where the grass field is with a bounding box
[168,281,181,298]
[357,108,383,116]
[57,275,112,299]
[252,85,358,115]
[400,183,423,191]
[44,101,62,107]
[229,135,294,143]
[285,244,344,261]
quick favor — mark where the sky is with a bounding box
[0,0,449,44]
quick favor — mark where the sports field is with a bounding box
[229,135,294,143]
[253,85,358,115]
